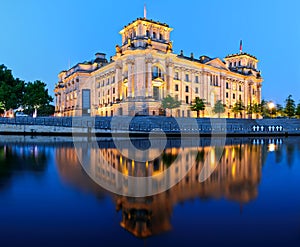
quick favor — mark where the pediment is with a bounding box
[205,58,229,70]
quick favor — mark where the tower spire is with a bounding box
[144,3,147,19]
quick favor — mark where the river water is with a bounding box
[0,136,299,247]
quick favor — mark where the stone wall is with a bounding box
[0,117,299,136]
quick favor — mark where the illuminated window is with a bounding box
[185,74,189,82]
[185,96,189,104]
[152,66,162,79]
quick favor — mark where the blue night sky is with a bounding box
[0,0,299,105]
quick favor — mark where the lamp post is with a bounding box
[268,101,275,118]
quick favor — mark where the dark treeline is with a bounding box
[0,64,54,116]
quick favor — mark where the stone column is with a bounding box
[220,76,223,102]
[200,72,204,99]
[127,58,134,98]
[165,58,173,96]
[248,82,252,104]
[146,58,153,98]
[206,73,210,103]
[181,68,185,103]
[229,79,232,107]
[203,72,207,102]
[114,68,120,101]
[190,70,194,102]
[244,81,248,106]
[257,84,261,103]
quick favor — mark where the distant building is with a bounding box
[54,16,263,118]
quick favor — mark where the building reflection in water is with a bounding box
[55,138,268,238]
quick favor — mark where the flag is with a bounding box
[240,40,243,53]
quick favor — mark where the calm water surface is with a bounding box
[0,136,299,247]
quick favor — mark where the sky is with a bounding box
[0,0,299,105]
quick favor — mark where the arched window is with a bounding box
[146,30,150,37]
[152,66,163,79]
[153,32,156,39]
[159,33,163,40]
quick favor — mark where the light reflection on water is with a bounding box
[0,136,299,246]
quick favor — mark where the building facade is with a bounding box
[54,17,263,118]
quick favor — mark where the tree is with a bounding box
[276,103,285,117]
[252,103,261,118]
[295,103,300,119]
[232,100,245,118]
[213,100,225,118]
[259,99,269,118]
[161,95,181,117]
[284,95,295,118]
[37,104,55,116]
[190,98,206,118]
[23,80,53,115]
[0,64,25,110]
[246,103,253,117]
[0,101,4,115]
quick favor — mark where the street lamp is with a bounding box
[268,101,275,118]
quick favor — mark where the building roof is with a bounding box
[123,17,170,29]
[225,52,257,60]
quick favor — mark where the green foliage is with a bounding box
[213,100,225,117]
[259,99,269,118]
[246,103,261,118]
[0,64,25,110]
[37,104,55,116]
[0,65,53,115]
[284,95,295,118]
[276,104,285,117]
[246,103,253,114]
[161,95,181,116]
[23,80,53,114]
[232,100,245,118]
[190,98,206,117]
[295,103,300,118]
[0,101,4,115]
